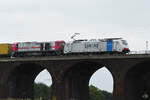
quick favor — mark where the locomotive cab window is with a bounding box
[57,43,61,46]
[62,43,65,45]
[121,40,128,45]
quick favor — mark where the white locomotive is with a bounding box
[64,38,130,54]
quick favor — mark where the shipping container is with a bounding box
[0,44,10,56]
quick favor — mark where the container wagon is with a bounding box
[0,44,11,57]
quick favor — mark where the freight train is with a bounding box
[0,38,130,57]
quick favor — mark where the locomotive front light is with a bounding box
[123,48,130,53]
[124,48,129,50]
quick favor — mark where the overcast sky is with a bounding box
[1,0,150,92]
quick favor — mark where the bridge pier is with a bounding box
[125,60,150,100]
[104,59,141,100]
[0,62,45,99]
[51,61,101,100]
[51,79,89,100]
[113,79,124,100]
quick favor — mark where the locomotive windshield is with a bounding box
[122,40,128,45]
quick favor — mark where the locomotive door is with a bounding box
[45,43,50,50]
[40,43,43,51]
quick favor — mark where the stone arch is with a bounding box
[5,63,52,99]
[35,69,52,86]
[89,67,114,93]
[34,69,52,99]
[62,61,114,100]
[125,60,150,100]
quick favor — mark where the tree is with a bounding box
[34,83,51,100]
[89,85,112,100]
[33,83,112,100]
[101,90,112,100]
[89,85,103,100]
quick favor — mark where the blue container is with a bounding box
[107,41,112,51]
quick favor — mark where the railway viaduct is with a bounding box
[0,55,150,100]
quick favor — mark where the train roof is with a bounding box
[99,38,123,41]
[73,39,88,43]
[72,38,123,42]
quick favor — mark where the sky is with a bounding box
[0,0,150,92]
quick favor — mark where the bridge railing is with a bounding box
[129,50,150,54]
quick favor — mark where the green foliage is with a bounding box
[101,90,112,100]
[89,85,112,100]
[89,85,103,100]
[33,83,112,100]
[34,83,51,100]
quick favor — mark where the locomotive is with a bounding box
[0,38,130,57]
[64,38,130,54]
[11,41,65,57]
